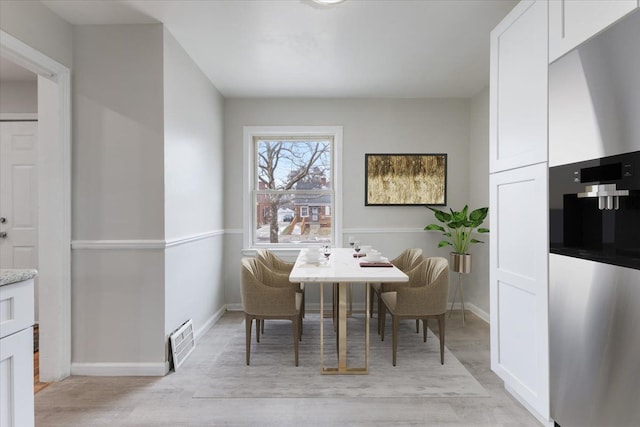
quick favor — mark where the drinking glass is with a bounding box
[348,236,356,248]
[323,244,332,262]
[353,241,361,254]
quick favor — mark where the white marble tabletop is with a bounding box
[0,268,38,287]
[289,248,408,283]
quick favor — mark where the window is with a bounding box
[244,126,342,249]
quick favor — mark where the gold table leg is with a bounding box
[320,282,369,375]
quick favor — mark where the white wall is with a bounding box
[73,24,165,240]
[72,250,165,365]
[70,24,227,374]
[223,98,471,308]
[467,86,490,319]
[0,81,37,114]
[162,28,226,342]
[71,24,167,373]
[36,75,65,379]
[0,0,73,69]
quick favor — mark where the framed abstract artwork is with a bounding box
[365,153,447,206]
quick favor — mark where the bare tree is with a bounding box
[257,140,330,243]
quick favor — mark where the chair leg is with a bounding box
[336,303,340,358]
[438,313,445,365]
[299,312,303,342]
[369,290,375,318]
[292,317,299,367]
[261,319,265,334]
[392,315,399,366]
[256,319,261,343]
[380,302,386,341]
[377,294,384,335]
[416,319,420,334]
[423,319,428,342]
[245,314,252,366]
[332,283,338,334]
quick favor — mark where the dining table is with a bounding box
[289,247,408,374]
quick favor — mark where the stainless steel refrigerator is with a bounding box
[548,10,640,426]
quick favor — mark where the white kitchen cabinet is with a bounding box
[549,0,638,63]
[489,163,549,423]
[0,328,34,427]
[489,0,550,423]
[489,0,548,173]
[0,277,35,427]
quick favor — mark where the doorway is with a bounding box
[1,30,72,381]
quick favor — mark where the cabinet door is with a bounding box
[490,163,549,422]
[490,0,548,173]
[0,327,35,427]
[549,0,638,63]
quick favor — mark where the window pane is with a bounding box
[254,137,333,246]
[256,139,331,190]
[255,192,332,245]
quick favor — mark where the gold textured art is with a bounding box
[365,154,447,206]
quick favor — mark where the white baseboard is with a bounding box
[227,302,490,324]
[226,303,243,312]
[195,306,227,341]
[449,302,490,324]
[71,362,169,377]
[0,112,38,120]
[70,307,227,378]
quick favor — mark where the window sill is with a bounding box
[241,247,312,262]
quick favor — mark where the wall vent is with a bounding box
[169,319,195,370]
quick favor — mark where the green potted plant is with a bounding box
[424,205,489,273]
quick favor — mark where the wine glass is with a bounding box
[353,241,361,255]
[323,244,331,262]
[348,236,356,248]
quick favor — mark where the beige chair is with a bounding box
[379,257,449,366]
[370,248,423,332]
[256,249,305,318]
[240,257,303,366]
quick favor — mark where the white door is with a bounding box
[0,121,39,270]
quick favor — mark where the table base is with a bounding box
[320,282,370,374]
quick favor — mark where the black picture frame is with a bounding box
[365,153,447,206]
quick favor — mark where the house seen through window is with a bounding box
[253,135,334,246]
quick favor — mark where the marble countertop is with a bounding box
[289,248,408,283]
[0,269,38,287]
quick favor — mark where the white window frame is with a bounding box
[243,126,343,252]
[300,206,309,218]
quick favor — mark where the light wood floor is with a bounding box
[33,325,50,394]
[35,310,540,426]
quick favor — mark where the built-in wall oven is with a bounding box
[549,151,640,427]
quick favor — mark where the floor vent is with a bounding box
[169,319,195,371]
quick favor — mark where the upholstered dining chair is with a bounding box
[240,257,303,366]
[379,256,449,366]
[256,249,305,318]
[370,248,423,331]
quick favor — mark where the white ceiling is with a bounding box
[41,0,517,98]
